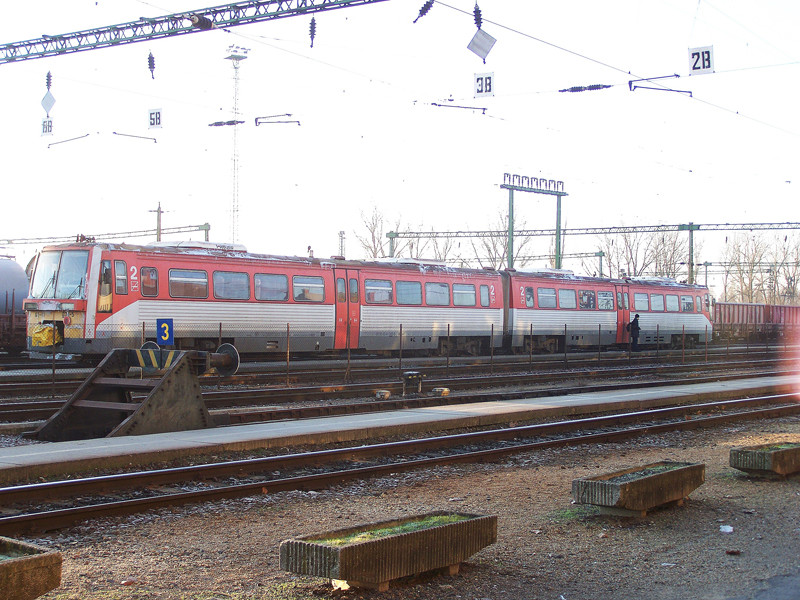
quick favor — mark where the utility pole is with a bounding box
[499,173,567,269]
[225,45,249,244]
[678,222,700,284]
[149,202,164,241]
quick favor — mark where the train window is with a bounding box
[98,260,113,313]
[141,267,158,297]
[254,274,288,301]
[650,294,665,311]
[666,295,679,312]
[598,291,614,310]
[624,293,629,310]
[336,278,346,303]
[558,289,577,309]
[169,269,208,298]
[579,290,596,310]
[695,296,702,312]
[480,285,490,307]
[293,275,325,302]
[634,293,649,311]
[705,294,710,310]
[114,261,128,295]
[524,287,534,308]
[616,291,622,310]
[349,278,359,303]
[425,282,450,306]
[213,271,249,300]
[55,251,90,299]
[538,288,556,308]
[397,281,422,305]
[365,279,393,304]
[453,284,476,307]
[681,295,693,312]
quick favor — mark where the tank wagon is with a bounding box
[23,241,712,358]
[0,258,29,354]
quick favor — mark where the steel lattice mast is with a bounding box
[0,0,389,65]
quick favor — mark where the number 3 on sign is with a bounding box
[688,46,714,75]
[156,318,174,346]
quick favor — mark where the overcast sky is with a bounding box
[1,0,798,292]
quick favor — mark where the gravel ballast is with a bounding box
[25,416,800,600]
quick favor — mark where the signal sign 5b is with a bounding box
[149,108,163,129]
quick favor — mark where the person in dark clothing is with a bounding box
[627,313,641,351]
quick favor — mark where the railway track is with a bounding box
[0,358,792,426]
[0,392,797,535]
[0,345,790,398]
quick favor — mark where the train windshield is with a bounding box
[30,250,90,299]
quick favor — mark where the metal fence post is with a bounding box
[399,324,403,374]
[564,324,568,367]
[597,323,601,364]
[285,323,290,387]
[51,321,56,399]
[682,324,685,364]
[705,325,708,362]
[529,323,533,370]
[490,323,494,375]
[656,324,660,360]
[446,323,451,377]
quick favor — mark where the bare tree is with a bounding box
[721,234,770,302]
[354,206,411,259]
[469,211,534,270]
[650,230,688,279]
[593,231,655,278]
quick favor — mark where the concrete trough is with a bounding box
[572,461,705,516]
[280,511,496,591]
[730,442,800,478]
[0,536,62,600]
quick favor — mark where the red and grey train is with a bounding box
[23,241,713,357]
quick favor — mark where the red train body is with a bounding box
[23,242,712,357]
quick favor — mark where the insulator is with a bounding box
[45,71,52,90]
[147,52,156,79]
[473,3,482,29]
[190,14,214,30]
[309,16,316,48]
[413,0,434,23]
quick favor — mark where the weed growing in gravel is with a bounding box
[547,505,602,522]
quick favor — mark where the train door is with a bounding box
[334,269,360,349]
[614,284,630,344]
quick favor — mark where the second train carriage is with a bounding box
[23,241,712,357]
[505,271,711,352]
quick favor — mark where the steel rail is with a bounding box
[0,394,798,534]
[0,361,790,424]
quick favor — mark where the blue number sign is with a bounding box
[156,318,174,346]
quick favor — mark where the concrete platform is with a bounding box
[0,375,797,485]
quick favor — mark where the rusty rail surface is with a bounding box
[0,393,798,535]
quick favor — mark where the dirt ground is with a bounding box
[30,415,800,600]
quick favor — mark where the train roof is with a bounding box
[38,241,709,289]
[38,241,500,276]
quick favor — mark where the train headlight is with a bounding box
[23,302,37,311]
[59,303,75,311]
